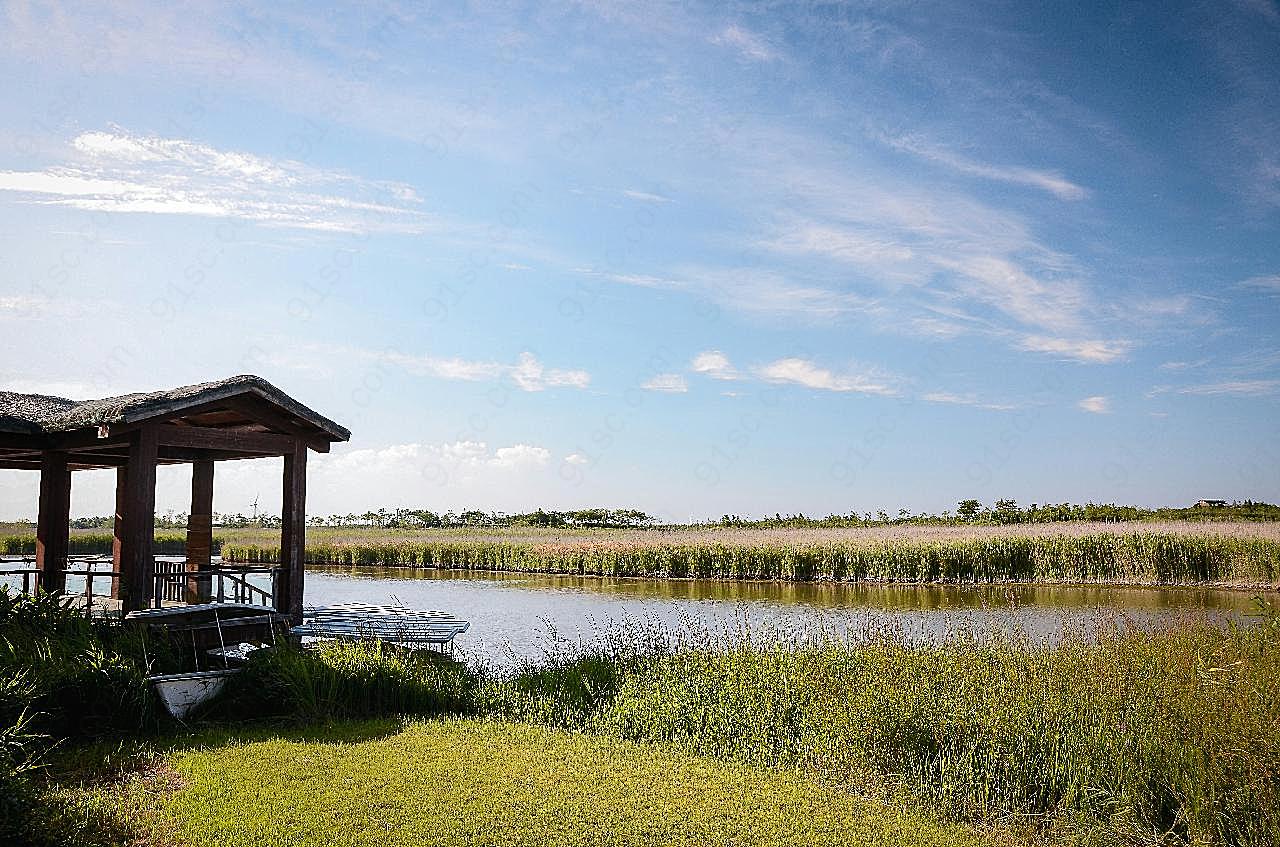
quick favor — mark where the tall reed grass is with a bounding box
[0,533,192,556]
[223,531,1280,585]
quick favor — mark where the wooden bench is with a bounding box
[292,602,470,651]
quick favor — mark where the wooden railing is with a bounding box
[210,565,277,607]
[0,555,119,613]
[2,556,277,611]
[151,560,277,608]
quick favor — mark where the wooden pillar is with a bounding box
[118,426,158,612]
[276,441,307,623]
[35,452,71,595]
[185,460,215,603]
[111,466,126,599]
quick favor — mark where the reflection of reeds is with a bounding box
[223,525,1280,585]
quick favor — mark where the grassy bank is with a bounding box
[6,590,1279,846]
[223,526,1280,585]
[79,720,1001,847]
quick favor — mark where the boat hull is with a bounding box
[148,669,240,720]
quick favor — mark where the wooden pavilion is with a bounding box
[0,376,349,622]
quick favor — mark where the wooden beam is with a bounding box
[224,396,331,452]
[35,452,71,595]
[277,438,307,623]
[111,466,126,600]
[155,423,296,455]
[186,460,215,604]
[118,426,158,613]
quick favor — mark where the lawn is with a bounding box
[114,719,1005,847]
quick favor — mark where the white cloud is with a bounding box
[1078,396,1110,414]
[1176,380,1279,397]
[489,444,552,469]
[710,24,778,62]
[923,392,1018,411]
[622,189,673,203]
[573,267,680,289]
[510,352,591,391]
[563,453,589,466]
[754,358,899,396]
[317,440,552,481]
[690,350,738,380]
[1159,359,1210,371]
[680,266,878,320]
[1240,274,1280,293]
[378,349,589,392]
[641,373,688,393]
[0,129,429,233]
[1017,335,1130,364]
[879,133,1088,201]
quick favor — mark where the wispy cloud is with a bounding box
[641,373,689,393]
[269,344,593,392]
[318,440,551,479]
[879,133,1088,200]
[923,391,1018,411]
[690,350,738,380]
[0,129,429,233]
[573,268,680,289]
[754,357,900,396]
[1159,359,1210,371]
[1078,396,1110,414]
[1017,335,1130,364]
[1176,380,1279,397]
[622,189,674,203]
[710,24,778,62]
[1239,274,1280,294]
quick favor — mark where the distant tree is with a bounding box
[956,499,982,521]
[993,499,1021,524]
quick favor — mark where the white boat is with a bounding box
[147,669,241,721]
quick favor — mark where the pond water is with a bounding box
[301,566,1269,664]
[3,558,1267,664]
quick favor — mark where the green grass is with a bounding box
[7,590,1280,846]
[101,719,1007,847]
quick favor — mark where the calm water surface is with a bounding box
[301,566,1269,663]
[3,559,1266,664]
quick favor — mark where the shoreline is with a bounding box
[301,561,1280,592]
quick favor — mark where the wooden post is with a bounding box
[35,452,71,595]
[185,460,215,603]
[111,466,126,600]
[118,426,158,612]
[277,441,307,623]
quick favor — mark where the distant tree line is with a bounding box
[40,499,1279,532]
[60,507,659,531]
[713,499,1280,528]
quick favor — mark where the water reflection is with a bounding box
[303,566,1267,664]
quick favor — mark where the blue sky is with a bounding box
[1,0,1278,521]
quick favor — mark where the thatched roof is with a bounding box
[0,375,350,441]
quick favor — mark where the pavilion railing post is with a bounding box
[111,466,127,601]
[119,426,158,613]
[186,459,215,603]
[35,452,70,596]
[278,439,307,624]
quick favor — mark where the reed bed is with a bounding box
[581,615,1280,846]
[222,526,1280,585]
[0,532,190,556]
